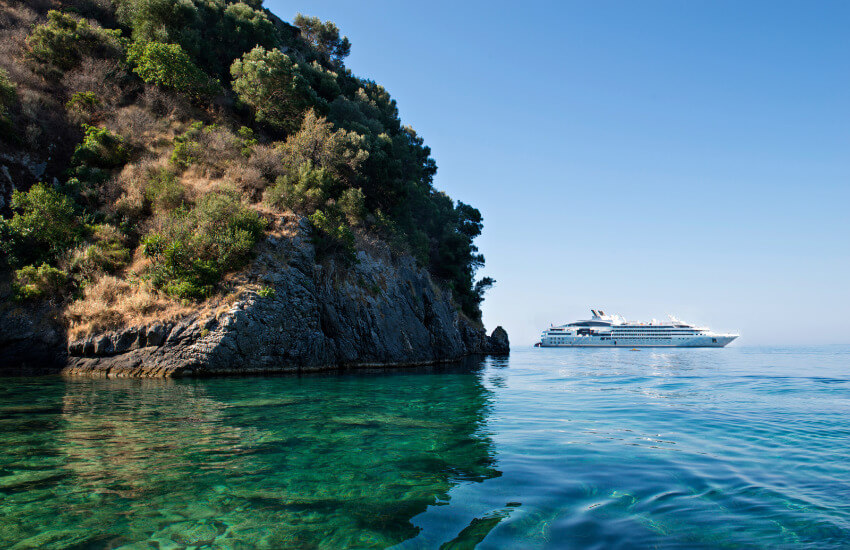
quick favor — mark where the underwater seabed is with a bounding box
[1,359,500,549]
[2,347,850,548]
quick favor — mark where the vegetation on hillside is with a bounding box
[0,0,493,323]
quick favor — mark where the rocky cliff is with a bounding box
[1,218,508,377]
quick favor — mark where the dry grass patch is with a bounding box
[257,207,301,239]
[109,155,170,219]
[224,162,265,201]
[62,57,128,106]
[110,105,159,147]
[247,143,285,182]
[139,85,190,120]
[65,275,190,339]
[179,166,226,201]
[65,245,254,340]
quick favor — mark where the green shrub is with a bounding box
[278,110,368,186]
[26,10,122,71]
[2,184,81,268]
[140,232,164,256]
[237,125,258,157]
[264,162,332,213]
[0,68,14,107]
[127,40,218,97]
[65,91,101,124]
[257,286,275,298]
[338,187,366,225]
[192,190,266,270]
[170,139,200,169]
[144,168,185,212]
[68,224,131,278]
[142,190,266,299]
[67,125,130,203]
[71,124,130,168]
[230,46,314,132]
[0,68,15,130]
[169,121,204,169]
[166,123,245,177]
[13,263,69,300]
[308,208,355,262]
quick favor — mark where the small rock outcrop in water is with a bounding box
[2,221,509,378]
[487,326,510,355]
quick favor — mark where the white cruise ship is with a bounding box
[537,310,738,348]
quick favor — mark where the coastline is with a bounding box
[2,222,509,378]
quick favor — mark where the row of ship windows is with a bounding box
[550,330,698,333]
[549,328,696,332]
[547,337,714,341]
[548,337,718,343]
[549,334,697,337]
[603,337,671,340]
[549,337,677,340]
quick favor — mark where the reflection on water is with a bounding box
[3,347,850,549]
[0,359,500,549]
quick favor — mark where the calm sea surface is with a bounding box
[2,346,849,549]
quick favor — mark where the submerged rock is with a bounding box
[155,520,221,546]
[10,529,98,550]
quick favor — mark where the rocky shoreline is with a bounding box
[1,221,509,378]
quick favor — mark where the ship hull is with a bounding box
[538,336,737,348]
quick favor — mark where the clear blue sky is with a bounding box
[267,0,850,345]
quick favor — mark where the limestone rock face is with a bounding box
[25,224,510,378]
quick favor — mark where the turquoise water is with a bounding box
[2,346,850,549]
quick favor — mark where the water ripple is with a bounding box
[1,348,849,548]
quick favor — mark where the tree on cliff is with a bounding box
[293,13,351,68]
[230,46,314,133]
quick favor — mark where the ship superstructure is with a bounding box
[538,310,738,348]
